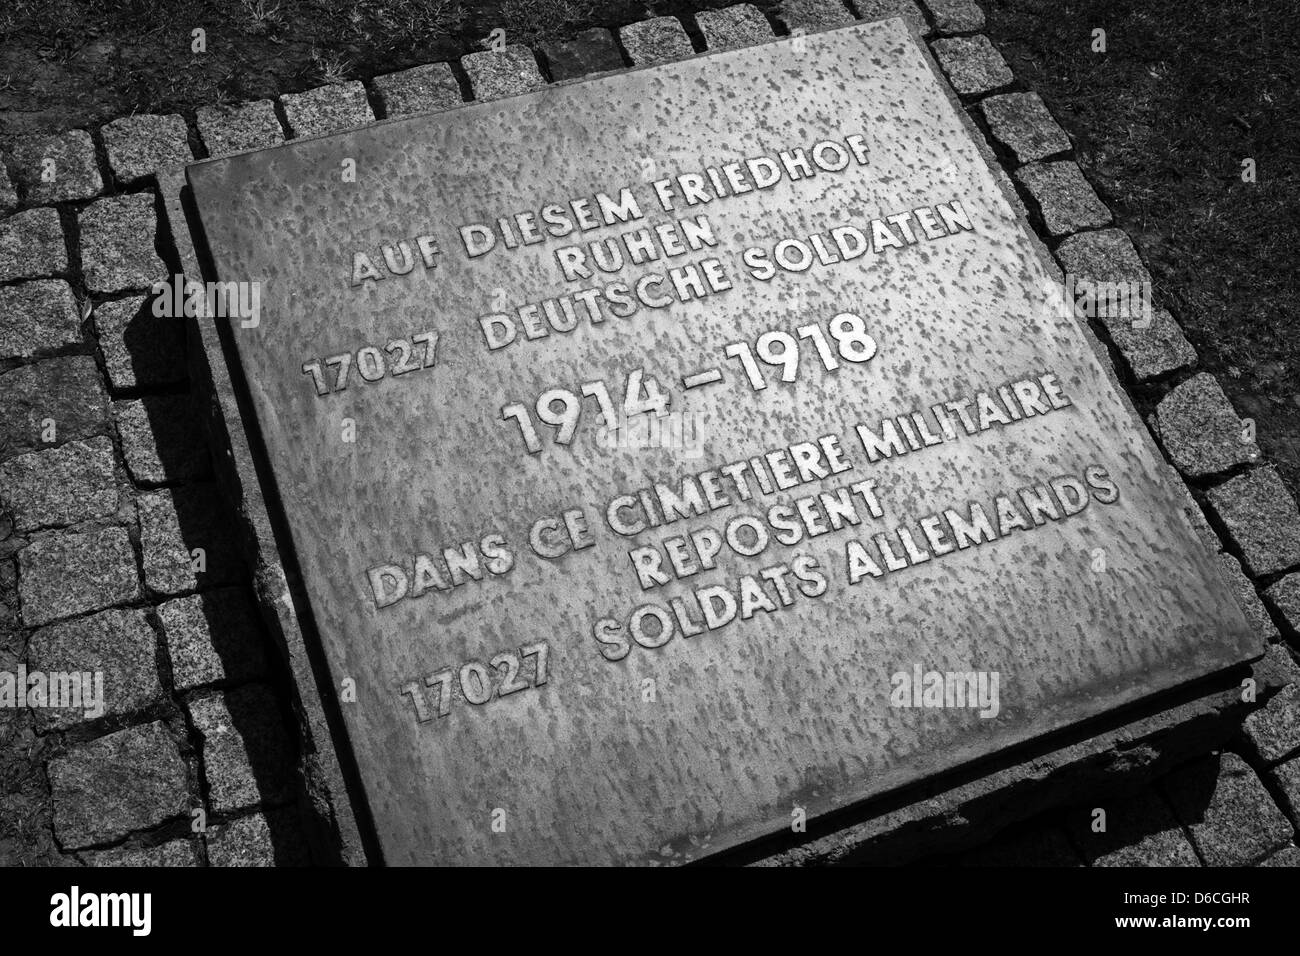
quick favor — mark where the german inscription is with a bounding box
[188,19,1256,865]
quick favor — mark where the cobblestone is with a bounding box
[1163,752,1293,865]
[1243,684,1300,765]
[1069,787,1199,866]
[776,0,854,30]
[0,280,81,361]
[93,295,187,390]
[83,839,197,866]
[137,485,242,596]
[280,82,374,139]
[101,114,193,184]
[1263,573,1300,636]
[930,36,1013,97]
[979,92,1071,165]
[113,395,210,484]
[196,101,285,158]
[620,18,695,65]
[542,28,625,80]
[17,525,140,626]
[205,808,310,866]
[1206,467,1300,576]
[1100,307,1197,382]
[49,720,189,849]
[462,47,545,100]
[696,5,774,51]
[1154,373,1261,477]
[372,63,463,117]
[854,1,929,38]
[190,685,296,813]
[8,130,102,204]
[159,588,268,691]
[0,356,107,461]
[27,608,162,730]
[0,208,68,282]
[1013,160,1111,236]
[78,193,164,294]
[921,0,985,34]
[0,437,118,531]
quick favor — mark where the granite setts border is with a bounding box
[2,0,1298,866]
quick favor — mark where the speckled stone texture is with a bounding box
[1068,787,1199,866]
[1270,756,1300,823]
[1243,684,1300,765]
[1055,227,1152,294]
[159,588,269,691]
[112,395,210,484]
[280,82,374,139]
[48,720,189,849]
[137,485,242,596]
[17,525,140,626]
[27,608,163,730]
[1218,553,1278,643]
[930,35,1012,96]
[1264,573,1300,633]
[205,808,310,866]
[979,92,1071,165]
[1014,161,1111,236]
[854,0,930,37]
[542,28,625,80]
[196,100,285,158]
[696,5,774,51]
[83,839,198,866]
[1206,467,1300,576]
[0,437,119,531]
[1163,752,1293,865]
[620,17,695,65]
[1099,306,1196,382]
[93,295,187,390]
[0,280,81,361]
[777,0,854,30]
[0,165,17,213]
[372,63,463,117]
[189,685,296,813]
[1153,373,1260,477]
[462,47,545,101]
[0,208,68,281]
[0,356,108,460]
[77,193,164,293]
[101,114,193,184]
[8,129,102,204]
[922,0,985,34]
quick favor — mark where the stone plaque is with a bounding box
[187,18,1255,865]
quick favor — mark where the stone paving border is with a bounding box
[3,0,1299,867]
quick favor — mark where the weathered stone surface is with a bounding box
[48,721,189,849]
[190,685,296,813]
[1069,787,1199,866]
[1270,755,1300,823]
[1014,161,1111,236]
[205,808,309,866]
[1243,684,1300,764]
[620,17,695,65]
[137,485,242,596]
[0,356,107,461]
[854,0,929,37]
[158,588,268,691]
[0,280,81,361]
[462,47,545,101]
[0,164,16,213]
[1055,227,1149,284]
[542,28,624,80]
[777,0,853,30]
[113,395,210,484]
[188,18,1259,867]
[1207,467,1300,576]
[921,0,985,34]
[0,208,67,281]
[9,130,102,203]
[1101,307,1196,382]
[1154,373,1260,477]
[1163,752,1293,865]
[280,82,373,139]
[78,193,164,293]
[697,5,773,51]
[17,526,140,626]
[1218,554,1278,644]
[83,839,197,867]
[930,35,1012,96]
[1255,642,1300,694]
[27,608,162,730]
[1263,573,1300,636]
[372,63,462,117]
[196,101,285,158]
[979,92,1071,165]
[1183,490,1221,553]
[93,295,186,390]
[1259,845,1300,866]
[101,114,193,184]
[955,823,1082,866]
[0,437,118,531]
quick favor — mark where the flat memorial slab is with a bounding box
[187,18,1257,865]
